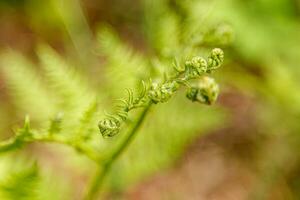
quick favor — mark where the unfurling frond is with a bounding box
[185,56,208,78]
[186,76,219,105]
[148,81,179,104]
[98,82,150,138]
[98,48,224,137]
[207,48,224,72]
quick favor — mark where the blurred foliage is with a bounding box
[0,0,227,199]
[1,0,300,199]
[0,164,39,200]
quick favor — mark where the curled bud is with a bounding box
[207,48,224,72]
[98,118,121,137]
[185,56,207,77]
[186,76,219,105]
[148,81,179,104]
[186,87,198,102]
[148,83,160,104]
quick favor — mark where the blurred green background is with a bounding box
[1,0,300,199]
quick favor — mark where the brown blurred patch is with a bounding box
[126,142,254,200]
[0,9,35,55]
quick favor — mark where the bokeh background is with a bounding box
[1,0,300,199]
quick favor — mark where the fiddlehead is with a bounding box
[207,48,224,72]
[185,56,208,78]
[148,81,179,104]
[186,76,219,105]
[99,81,149,137]
[98,118,121,138]
[98,48,224,137]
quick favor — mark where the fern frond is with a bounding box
[97,26,149,97]
[0,51,56,121]
[36,44,99,137]
[37,44,96,113]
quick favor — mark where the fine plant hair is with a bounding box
[0,0,232,199]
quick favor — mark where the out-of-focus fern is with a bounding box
[0,51,56,122]
[37,44,96,112]
[0,45,102,160]
[37,44,100,141]
[0,156,72,200]
[0,164,39,200]
[97,26,149,97]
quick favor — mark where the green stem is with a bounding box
[85,102,152,200]
[0,135,99,162]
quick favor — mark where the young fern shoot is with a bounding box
[85,48,224,199]
[98,48,224,138]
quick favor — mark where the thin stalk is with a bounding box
[85,102,152,200]
[0,135,99,162]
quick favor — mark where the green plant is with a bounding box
[86,48,223,198]
[0,46,224,199]
[0,0,231,199]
